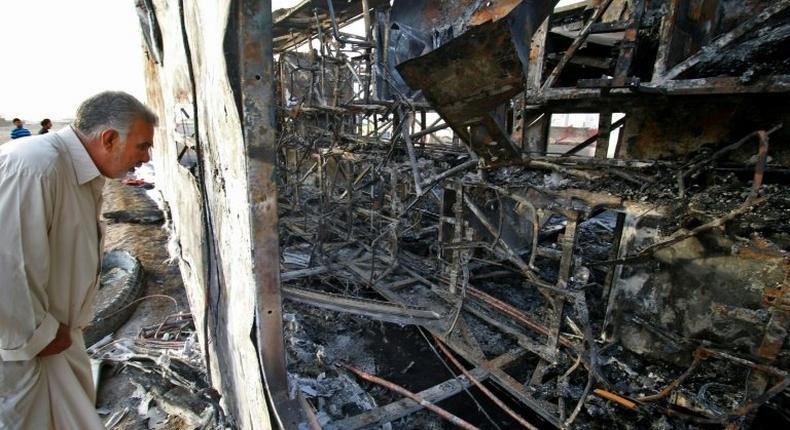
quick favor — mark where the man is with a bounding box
[9,118,32,139]
[39,118,53,134]
[0,91,157,429]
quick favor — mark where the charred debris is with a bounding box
[270,0,790,428]
[136,0,790,428]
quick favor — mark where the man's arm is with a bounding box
[0,168,63,360]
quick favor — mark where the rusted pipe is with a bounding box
[338,363,481,430]
[467,286,574,348]
[637,352,704,402]
[434,337,540,430]
[298,392,323,430]
[752,130,769,198]
[593,389,637,409]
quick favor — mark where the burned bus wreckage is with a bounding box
[137,0,790,428]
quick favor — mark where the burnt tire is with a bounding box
[83,250,145,347]
[102,208,164,225]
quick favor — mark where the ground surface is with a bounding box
[95,175,197,430]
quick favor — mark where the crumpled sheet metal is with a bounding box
[390,0,557,162]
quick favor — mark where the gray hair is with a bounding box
[73,91,158,140]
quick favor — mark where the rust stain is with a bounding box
[424,0,440,23]
[469,0,523,26]
[593,389,637,409]
[763,287,790,310]
[762,261,790,309]
[244,41,262,59]
[736,243,784,261]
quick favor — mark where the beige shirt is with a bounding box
[0,126,105,429]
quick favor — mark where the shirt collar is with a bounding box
[58,126,103,185]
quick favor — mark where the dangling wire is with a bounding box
[417,327,504,430]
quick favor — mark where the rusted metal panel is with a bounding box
[389,1,555,162]
[239,0,301,427]
[396,19,528,161]
[142,1,290,428]
[396,16,525,144]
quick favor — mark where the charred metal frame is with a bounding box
[140,0,790,428]
[269,1,790,428]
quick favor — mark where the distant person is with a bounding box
[38,118,52,134]
[9,118,31,139]
[0,91,158,429]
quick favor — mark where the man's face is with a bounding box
[105,118,154,179]
[14,120,23,128]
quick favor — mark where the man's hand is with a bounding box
[37,323,72,357]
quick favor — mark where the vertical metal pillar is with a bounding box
[239,0,299,427]
[595,111,612,158]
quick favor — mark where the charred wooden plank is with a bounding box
[282,286,442,325]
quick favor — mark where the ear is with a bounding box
[99,129,120,150]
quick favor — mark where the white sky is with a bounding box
[0,0,301,122]
[0,0,578,121]
[0,1,146,121]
